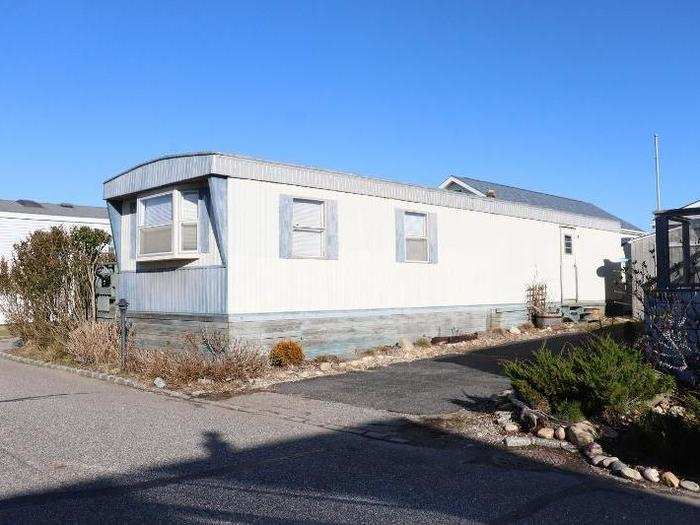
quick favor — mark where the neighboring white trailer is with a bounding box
[0,199,110,324]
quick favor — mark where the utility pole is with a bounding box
[653,133,662,211]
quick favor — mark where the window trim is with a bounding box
[291,198,326,259]
[138,190,175,257]
[403,211,429,263]
[136,186,205,261]
[179,189,199,253]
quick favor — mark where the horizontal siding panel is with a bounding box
[118,266,226,315]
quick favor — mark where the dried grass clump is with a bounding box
[269,340,305,367]
[312,354,341,365]
[414,336,431,348]
[132,330,270,387]
[64,321,121,367]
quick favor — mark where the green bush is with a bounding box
[552,399,585,422]
[510,379,551,413]
[569,336,675,421]
[502,336,675,423]
[502,346,578,404]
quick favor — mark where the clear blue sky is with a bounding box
[1,1,698,230]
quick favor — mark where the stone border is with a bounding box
[0,348,192,401]
[0,345,415,447]
[496,390,700,494]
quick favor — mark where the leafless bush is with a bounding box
[525,280,548,320]
[133,329,270,387]
[632,258,700,385]
[64,321,121,367]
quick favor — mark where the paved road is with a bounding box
[274,332,596,415]
[1,356,699,523]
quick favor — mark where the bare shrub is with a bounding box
[269,340,305,367]
[414,336,431,348]
[312,354,341,365]
[631,258,700,385]
[525,280,548,320]
[64,321,121,367]
[133,330,269,387]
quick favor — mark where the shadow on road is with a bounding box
[0,420,697,523]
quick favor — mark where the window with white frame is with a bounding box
[140,193,174,255]
[404,211,428,262]
[137,188,207,259]
[292,198,325,258]
[180,190,199,252]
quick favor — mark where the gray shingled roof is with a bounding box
[453,177,644,232]
[0,198,107,219]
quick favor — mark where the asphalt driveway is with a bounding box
[2,353,700,523]
[273,331,598,415]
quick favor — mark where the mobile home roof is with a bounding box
[104,152,635,233]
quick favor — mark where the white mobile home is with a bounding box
[104,153,643,354]
[0,198,110,324]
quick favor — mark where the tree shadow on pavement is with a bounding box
[1,420,698,524]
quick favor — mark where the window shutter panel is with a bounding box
[428,212,438,264]
[325,199,338,260]
[395,209,406,262]
[279,195,294,258]
[198,188,210,253]
[129,201,137,259]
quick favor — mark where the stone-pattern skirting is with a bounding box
[127,303,532,356]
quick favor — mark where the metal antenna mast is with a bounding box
[653,133,662,211]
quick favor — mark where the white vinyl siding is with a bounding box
[140,193,173,254]
[180,190,199,251]
[292,199,324,258]
[404,212,428,262]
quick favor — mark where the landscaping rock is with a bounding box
[610,460,628,474]
[590,455,608,467]
[661,472,680,488]
[504,436,532,448]
[319,362,332,372]
[620,467,643,481]
[519,409,538,431]
[508,326,521,335]
[531,437,562,448]
[494,410,513,422]
[680,480,700,492]
[566,423,595,447]
[536,427,555,439]
[555,426,566,440]
[153,377,166,389]
[582,442,603,458]
[641,468,660,483]
[503,423,520,434]
[601,457,620,468]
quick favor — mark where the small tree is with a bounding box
[0,226,111,346]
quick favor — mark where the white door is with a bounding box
[560,227,578,303]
